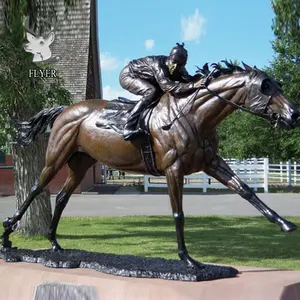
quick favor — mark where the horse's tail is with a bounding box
[12,106,67,147]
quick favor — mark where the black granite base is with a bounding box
[0,248,239,282]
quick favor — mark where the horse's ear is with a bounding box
[242,61,252,72]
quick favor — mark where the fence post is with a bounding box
[244,160,248,184]
[103,165,107,184]
[294,161,297,184]
[280,162,283,182]
[144,175,149,192]
[254,158,258,192]
[202,172,207,193]
[263,157,269,193]
[287,160,292,186]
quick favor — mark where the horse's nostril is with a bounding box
[291,113,300,120]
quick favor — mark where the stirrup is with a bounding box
[123,128,145,141]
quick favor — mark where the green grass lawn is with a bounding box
[10,216,300,270]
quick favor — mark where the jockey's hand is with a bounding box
[194,77,207,89]
[191,73,203,81]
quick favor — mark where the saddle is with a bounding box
[96,97,164,176]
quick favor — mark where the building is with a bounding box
[46,0,104,194]
[50,0,102,102]
[0,0,104,195]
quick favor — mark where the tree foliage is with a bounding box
[0,1,73,139]
[218,0,300,162]
[0,0,75,236]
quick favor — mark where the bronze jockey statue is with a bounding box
[119,43,202,140]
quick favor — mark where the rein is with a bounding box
[161,88,201,130]
[162,77,271,130]
[205,85,271,120]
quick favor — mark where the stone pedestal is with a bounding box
[0,260,299,300]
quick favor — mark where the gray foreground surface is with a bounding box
[0,190,299,219]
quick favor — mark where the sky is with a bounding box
[97,0,276,100]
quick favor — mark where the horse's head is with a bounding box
[241,63,299,129]
[198,61,300,130]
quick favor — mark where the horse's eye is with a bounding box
[276,81,283,91]
[261,79,272,93]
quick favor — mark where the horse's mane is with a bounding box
[196,59,260,80]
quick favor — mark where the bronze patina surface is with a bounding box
[1,61,299,280]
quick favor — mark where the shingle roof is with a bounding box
[0,1,102,102]
[50,0,102,102]
[0,2,4,33]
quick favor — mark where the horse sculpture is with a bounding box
[2,61,300,271]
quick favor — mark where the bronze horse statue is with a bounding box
[2,61,300,271]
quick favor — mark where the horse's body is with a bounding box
[49,99,146,173]
[52,91,220,176]
[2,61,300,270]
[57,74,235,176]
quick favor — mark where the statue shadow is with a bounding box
[280,282,300,300]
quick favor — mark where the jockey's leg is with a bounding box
[120,73,161,140]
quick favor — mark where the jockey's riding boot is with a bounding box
[123,100,147,141]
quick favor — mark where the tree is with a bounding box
[218,111,280,160]
[0,1,76,236]
[218,1,300,161]
[265,0,300,161]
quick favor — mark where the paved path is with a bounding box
[0,192,299,219]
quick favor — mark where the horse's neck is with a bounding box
[193,76,247,129]
[155,92,193,122]
[151,79,247,136]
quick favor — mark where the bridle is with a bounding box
[162,75,273,130]
[205,85,273,121]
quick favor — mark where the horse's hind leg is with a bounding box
[205,155,297,232]
[1,149,76,248]
[48,152,96,251]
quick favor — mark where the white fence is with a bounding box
[102,158,300,193]
[268,160,300,185]
[144,158,269,193]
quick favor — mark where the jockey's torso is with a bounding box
[126,55,188,84]
[127,55,168,80]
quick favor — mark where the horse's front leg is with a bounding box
[205,155,297,232]
[166,161,204,270]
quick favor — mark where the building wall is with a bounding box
[0,2,3,29]
[0,156,14,196]
[48,0,103,192]
[50,0,92,103]
[0,155,96,196]
[0,1,104,195]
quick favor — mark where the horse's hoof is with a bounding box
[3,217,13,229]
[52,247,64,252]
[1,245,17,252]
[183,256,206,271]
[51,242,64,252]
[187,260,206,271]
[281,221,298,233]
[1,238,12,249]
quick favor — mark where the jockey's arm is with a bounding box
[153,64,196,95]
[181,67,203,83]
